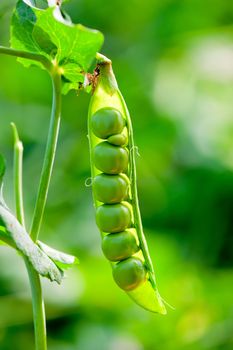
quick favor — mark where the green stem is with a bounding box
[25,263,47,350]
[2,44,62,349]
[11,123,26,227]
[0,46,52,71]
[30,72,61,241]
[12,125,47,350]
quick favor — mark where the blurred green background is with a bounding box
[0,0,233,349]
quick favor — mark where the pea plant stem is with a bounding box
[25,263,47,350]
[11,123,26,227]
[0,46,52,70]
[0,46,61,241]
[30,71,61,241]
[12,125,47,350]
[1,45,62,349]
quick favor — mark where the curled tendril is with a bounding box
[85,177,93,187]
[130,145,141,157]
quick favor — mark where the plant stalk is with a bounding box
[11,123,25,227]
[12,124,47,350]
[0,46,52,71]
[25,263,47,350]
[1,43,62,349]
[30,71,61,241]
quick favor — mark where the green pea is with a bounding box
[94,142,128,174]
[112,257,146,291]
[96,203,131,233]
[102,230,139,261]
[107,133,128,146]
[93,174,129,204]
[91,107,125,139]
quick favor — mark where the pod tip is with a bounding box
[96,53,112,65]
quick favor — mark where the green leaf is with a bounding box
[11,0,104,92]
[61,63,84,84]
[37,241,79,270]
[11,1,56,69]
[0,204,63,283]
[24,0,48,9]
[62,81,78,95]
[34,7,104,83]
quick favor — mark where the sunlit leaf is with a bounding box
[0,204,63,283]
[10,0,104,92]
[38,240,79,270]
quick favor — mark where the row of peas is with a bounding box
[91,107,147,291]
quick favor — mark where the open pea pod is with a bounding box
[88,54,166,314]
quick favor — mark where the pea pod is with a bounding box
[88,54,166,314]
